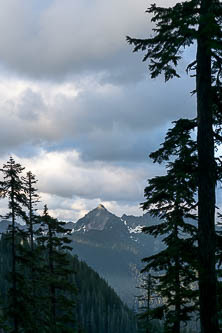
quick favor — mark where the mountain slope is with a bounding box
[0,205,162,308]
[70,205,161,307]
[0,234,137,333]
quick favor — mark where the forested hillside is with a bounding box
[0,233,137,333]
[0,158,138,332]
[74,258,137,333]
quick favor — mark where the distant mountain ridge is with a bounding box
[69,204,162,307]
[71,203,158,235]
[0,205,161,307]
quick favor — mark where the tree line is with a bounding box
[0,231,137,333]
[0,157,138,333]
[0,157,77,332]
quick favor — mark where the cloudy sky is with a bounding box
[0,0,197,221]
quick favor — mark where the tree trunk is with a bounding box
[196,0,219,331]
[174,263,181,333]
[48,224,56,326]
[146,274,151,333]
[174,222,181,333]
[11,181,18,333]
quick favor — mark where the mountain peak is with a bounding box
[74,204,122,232]
[97,204,106,210]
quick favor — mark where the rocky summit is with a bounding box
[0,205,162,307]
[70,204,162,307]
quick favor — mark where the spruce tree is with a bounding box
[0,157,27,332]
[20,171,43,332]
[127,1,222,331]
[140,120,198,333]
[23,171,40,251]
[136,273,156,333]
[37,205,77,332]
[216,215,222,327]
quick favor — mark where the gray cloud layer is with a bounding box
[0,0,198,219]
[0,74,195,162]
[0,0,150,82]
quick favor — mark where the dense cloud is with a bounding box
[15,150,147,201]
[0,74,195,160]
[0,149,161,219]
[0,0,198,219]
[0,0,150,81]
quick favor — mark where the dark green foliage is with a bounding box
[0,157,27,332]
[214,215,222,330]
[23,171,40,250]
[127,0,222,84]
[127,1,197,80]
[0,160,77,332]
[140,120,198,333]
[74,258,137,333]
[136,274,164,333]
[127,1,222,331]
[0,157,27,221]
[0,233,137,333]
[19,171,43,332]
[37,205,77,332]
[0,159,137,332]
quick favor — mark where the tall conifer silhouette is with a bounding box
[37,205,77,332]
[141,119,198,333]
[127,1,222,331]
[0,157,27,332]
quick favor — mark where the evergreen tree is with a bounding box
[37,205,77,332]
[140,120,198,333]
[213,211,222,330]
[23,171,40,251]
[216,215,222,328]
[0,161,43,332]
[19,171,43,332]
[136,273,161,333]
[0,232,137,333]
[0,160,137,333]
[0,157,27,332]
[127,1,222,331]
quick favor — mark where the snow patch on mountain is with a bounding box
[73,225,87,233]
[128,225,143,234]
[121,218,128,226]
